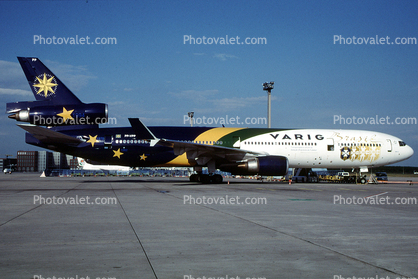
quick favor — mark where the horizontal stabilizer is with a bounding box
[17,124,82,146]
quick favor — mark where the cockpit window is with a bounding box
[399,141,407,146]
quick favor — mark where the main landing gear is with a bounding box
[189,173,223,184]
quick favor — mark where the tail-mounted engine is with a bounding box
[7,102,108,126]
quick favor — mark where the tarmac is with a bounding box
[0,173,417,279]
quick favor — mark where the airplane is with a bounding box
[6,57,414,183]
[77,157,130,172]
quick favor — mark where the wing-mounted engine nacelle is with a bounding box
[220,155,289,176]
[8,103,108,126]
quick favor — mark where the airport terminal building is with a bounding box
[13,151,77,172]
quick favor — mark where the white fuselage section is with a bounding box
[77,158,130,171]
[240,129,413,169]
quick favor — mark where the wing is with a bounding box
[128,118,268,170]
[157,138,267,164]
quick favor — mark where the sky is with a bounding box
[0,0,417,166]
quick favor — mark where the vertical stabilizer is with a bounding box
[17,57,82,105]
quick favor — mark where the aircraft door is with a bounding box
[326,138,335,151]
[232,136,241,148]
[104,135,113,149]
[386,139,392,152]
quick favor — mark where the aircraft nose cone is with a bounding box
[406,145,414,159]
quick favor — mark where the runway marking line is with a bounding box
[298,188,323,191]
[364,191,389,199]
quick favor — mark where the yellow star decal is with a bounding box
[113,148,124,159]
[87,135,98,147]
[140,153,147,161]
[33,73,58,98]
[57,107,74,122]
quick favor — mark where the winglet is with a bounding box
[128,118,160,146]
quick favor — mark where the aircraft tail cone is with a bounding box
[8,113,17,119]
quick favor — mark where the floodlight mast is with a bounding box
[188,111,194,127]
[262,82,274,128]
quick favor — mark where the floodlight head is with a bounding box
[262,81,274,91]
[188,112,194,118]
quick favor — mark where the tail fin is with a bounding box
[17,57,82,105]
[77,157,87,168]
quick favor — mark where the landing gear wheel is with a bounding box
[199,174,211,184]
[212,174,223,184]
[189,174,199,182]
[189,173,223,184]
